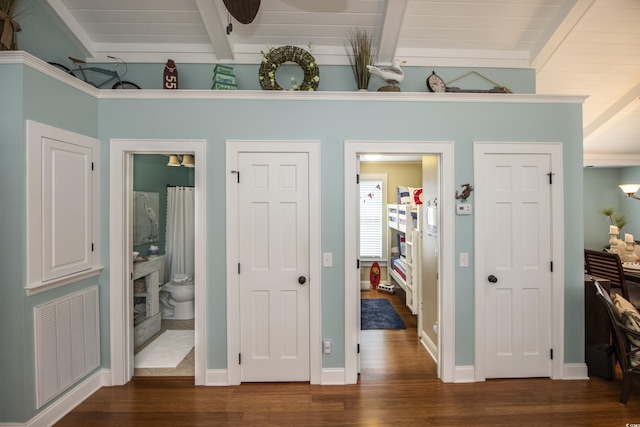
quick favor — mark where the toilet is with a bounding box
[160,274,195,319]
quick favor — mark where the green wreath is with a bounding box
[259,45,320,91]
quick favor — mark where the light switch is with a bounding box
[460,252,469,267]
[323,253,333,267]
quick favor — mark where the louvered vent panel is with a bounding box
[35,286,100,408]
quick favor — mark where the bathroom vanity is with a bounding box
[133,255,164,350]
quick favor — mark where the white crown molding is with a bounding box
[584,153,640,167]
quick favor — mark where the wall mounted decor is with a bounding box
[134,191,160,245]
[259,45,320,91]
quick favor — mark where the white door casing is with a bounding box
[238,152,310,381]
[474,142,564,381]
[226,140,321,385]
[109,139,207,386]
[344,140,455,384]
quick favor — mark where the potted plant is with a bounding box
[0,0,26,51]
[345,28,377,91]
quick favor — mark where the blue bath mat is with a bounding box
[361,298,406,330]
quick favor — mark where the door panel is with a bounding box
[239,152,310,381]
[483,153,552,378]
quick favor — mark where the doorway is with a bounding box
[344,140,455,384]
[109,139,207,386]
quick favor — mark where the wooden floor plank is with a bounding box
[55,290,640,426]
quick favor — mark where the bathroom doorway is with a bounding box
[132,155,195,376]
[109,139,207,386]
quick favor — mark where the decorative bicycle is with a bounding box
[48,56,140,89]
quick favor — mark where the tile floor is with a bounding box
[134,318,194,377]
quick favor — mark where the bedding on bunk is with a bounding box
[391,256,407,281]
[396,186,423,205]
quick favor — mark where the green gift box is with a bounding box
[213,73,236,85]
[212,82,238,90]
[214,64,234,76]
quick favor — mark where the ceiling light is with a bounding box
[181,154,195,168]
[167,155,181,167]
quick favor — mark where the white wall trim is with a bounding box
[225,140,322,385]
[344,140,455,384]
[321,368,347,385]
[563,363,589,380]
[24,368,108,427]
[205,369,230,386]
[420,330,438,364]
[109,139,207,386]
[473,141,565,381]
[453,366,476,383]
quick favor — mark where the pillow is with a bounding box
[612,294,640,366]
[397,186,411,204]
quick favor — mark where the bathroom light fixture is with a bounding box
[181,154,195,168]
[167,154,195,168]
[619,184,640,200]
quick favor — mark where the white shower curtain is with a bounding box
[165,186,195,282]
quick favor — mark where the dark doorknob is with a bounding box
[488,275,498,283]
[298,276,307,285]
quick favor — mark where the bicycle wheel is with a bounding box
[48,62,70,73]
[112,81,141,89]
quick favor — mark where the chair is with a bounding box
[584,249,640,308]
[591,280,640,404]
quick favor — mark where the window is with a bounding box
[360,174,387,259]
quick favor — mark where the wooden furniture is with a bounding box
[387,204,421,314]
[584,249,639,308]
[592,280,640,404]
[133,255,164,350]
[584,275,613,379]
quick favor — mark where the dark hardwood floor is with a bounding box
[56,290,640,426]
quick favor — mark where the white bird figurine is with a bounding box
[367,58,405,86]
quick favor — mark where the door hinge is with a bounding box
[550,261,553,272]
[356,174,360,184]
[550,349,554,360]
[357,344,360,354]
[238,263,241,274]
[547,172,554,184]
[231,170,240,183]
[239,353,242,365]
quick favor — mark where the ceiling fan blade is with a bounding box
[223,0,261,25]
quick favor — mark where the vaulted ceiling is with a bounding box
[44,0,640,164]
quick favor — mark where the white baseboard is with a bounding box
[26,368,108,427]
[453,365,476,383]
[321,368,346,385]
[205,369,230,386]
[563,363,589,380]
[420,331,438,363]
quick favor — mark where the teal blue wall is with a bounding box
[0,64,99,423]
[133,154,193,256]
[98,96,585,369]
[583,167,640,250]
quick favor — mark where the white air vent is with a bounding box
[34,286,100,408]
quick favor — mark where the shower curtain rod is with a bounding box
[166,184,194,188]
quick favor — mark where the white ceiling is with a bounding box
[44,0,640,164]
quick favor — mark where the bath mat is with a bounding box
[361,298,406,330]
[134,330,194,368]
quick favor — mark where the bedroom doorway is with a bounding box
[344,140,455,384]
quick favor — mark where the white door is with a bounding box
[482,153,552,378]
[238,152,310,381]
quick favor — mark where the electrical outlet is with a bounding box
[323,340,332,354]
[460,252,469,267]
[323,253,333,267]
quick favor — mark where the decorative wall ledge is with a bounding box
[1,51,587,104]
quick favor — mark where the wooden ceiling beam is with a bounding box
[377,0,409,65]
[195,0,234,61]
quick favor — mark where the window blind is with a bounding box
[360,179,383,258]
